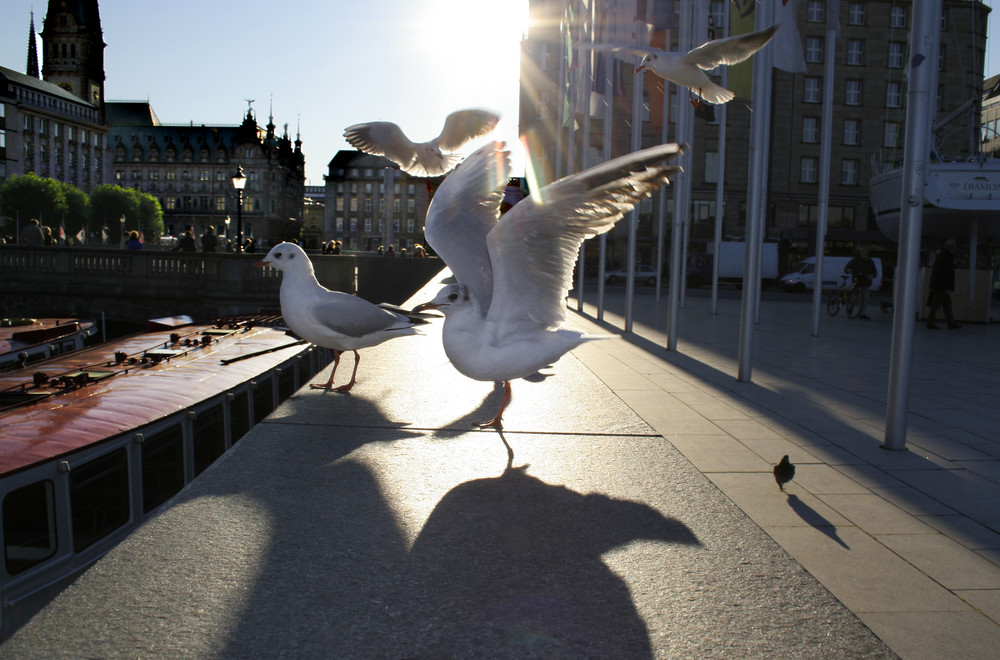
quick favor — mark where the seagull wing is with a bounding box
[435,109,501,152]
[484,143,684,338]
[584,43,659,57]
[682,25,779,70]
[309,294,409,339]
[423,141,510,314]
[343,121,418,171]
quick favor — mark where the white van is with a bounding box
[779,256,882,293]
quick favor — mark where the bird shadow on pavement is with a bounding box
[403,466,701,658]
[785,493,850,549]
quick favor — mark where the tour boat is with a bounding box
[0,317,98,372]
[0,314,333,639]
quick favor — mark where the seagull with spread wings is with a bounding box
[343,108,500,177]
[414,141,684,430]
[599,24,779,105]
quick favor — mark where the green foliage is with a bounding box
[0,173,67,238]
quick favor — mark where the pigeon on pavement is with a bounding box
[255,242,429,392]
[343,109,500,177]
[414,141,683,430]
[774,455,795,491]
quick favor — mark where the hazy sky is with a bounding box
[2,1,999,186]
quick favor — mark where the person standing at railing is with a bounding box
[844,247,877,320]
[126,231,143,250]
[201,225,219,252]
[173,230,197,252]
[19,218,44,246]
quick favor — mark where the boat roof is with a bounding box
[0,315,308,477]
[0,318,97,357]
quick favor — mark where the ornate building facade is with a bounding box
[323,151,430,253]
[0,6,108,190]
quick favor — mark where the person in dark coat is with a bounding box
[844,247,877,319]
[174,230,197,252]
[927,238,960,329]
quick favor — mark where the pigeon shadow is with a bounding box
[785,493,850,549]
[404,466,701,658]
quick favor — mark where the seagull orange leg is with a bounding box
[332,350,360,393]
[311,349,342,390]
[480,380,511,431]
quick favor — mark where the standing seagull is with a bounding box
[773,455,795,491]
[255,242,428,392]
[414,141,683,430]
[602,25,779,105]
[343,109,500,177]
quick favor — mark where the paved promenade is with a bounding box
[3,273,998,658]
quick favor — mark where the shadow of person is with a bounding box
[786,493,850,549]
[404,466,700,658]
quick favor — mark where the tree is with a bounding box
[135,191,164,244]
[0,173,68,239]
[60,183,91,243]
[90,185,140,244]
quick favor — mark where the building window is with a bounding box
[704,151,719,183]
[805,37,823,63]
[336,197,344,211]
[884,122,899,148]
[890,6,905,29]
[888,42,904,69]
[804,77,821,103]
[845,80,862,105]
[215,196,227,211]
[165,196,177,210]
[806,1,824,23]
[349,198,358,212]
[802,117,819,143]
[843,119,859,145]
[115,169,125,182]
[841,160,858,185]
[364,198,372,212]
[364,218,371,232]
[939,45,946,70]
[846,40,863,66]
[200,169,209,181]
[848,3,864,25]
[886,82,902,108]
[166,170,176,181]
[407,199,415,214]
[801,157,818,183]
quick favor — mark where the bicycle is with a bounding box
[827,274,863,318]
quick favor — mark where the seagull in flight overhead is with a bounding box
[343,109,500,177]
[414,141,684,430]
[603,25,779,105]
[255,242,429,392]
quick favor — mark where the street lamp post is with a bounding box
[231,165,246,252]
[224,215,232,249]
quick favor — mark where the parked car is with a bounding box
[604,264,659,286]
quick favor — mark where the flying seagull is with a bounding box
[414,141,683,430]
[343,108,500,177]
[600,24,779,105]
[255,242,429,392]
[773,455,795,491]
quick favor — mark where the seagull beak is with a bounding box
[254,259,270,269]
[412,301,442,313]
[634,64,647,74]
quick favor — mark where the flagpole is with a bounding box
[667,0,693,351]
[655,30,672,305]
[575,0,593,312]
[884,0,941,451]
[711,17,730,316]
[598,0,617,322]
[811,5,838,336]
[624,13,645,333]
[737,0,773,381]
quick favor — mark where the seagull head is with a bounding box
[412,283,476,316]
[254,241,312,275]
[634,53,655,74]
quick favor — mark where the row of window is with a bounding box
[335,181,418,196]
[20,115,102,145]
[801,118,903,150]
[12,88,99,123]
[161,195,260,213]
[335,197,416,214]
[334,217,418,234]
[801,78,958,109]
[804,1,910,29]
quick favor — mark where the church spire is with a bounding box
[26,9,39,78]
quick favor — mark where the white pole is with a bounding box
[667,0,693,351]
[811,18,837,336]
[737,0,773,381]
[884,0,941,451]
[575,0,594,311]
[655,30,672,304]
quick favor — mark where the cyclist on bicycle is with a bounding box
[844,247,877,320]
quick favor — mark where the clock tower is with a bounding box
[39,0,105,114]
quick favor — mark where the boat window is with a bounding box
[70,449,130,552]
[253,378,274,424]
[142,426,185,513]
[3,480,57,575]
[278,366,296,401]
[194,404,226,475]
[230,390,251,443]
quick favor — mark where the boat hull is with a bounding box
[871,160,1000,240]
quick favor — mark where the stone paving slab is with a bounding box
[1,292,894,658]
